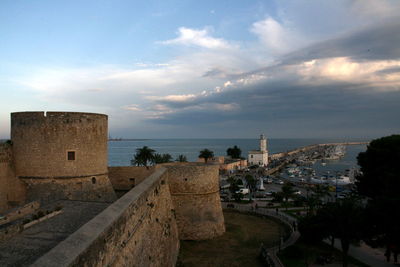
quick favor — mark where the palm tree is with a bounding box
[153,153,173,164]
[312,184,331,206]
[131,146,155,168]
[162,153,173,163]
[245,174,257,200]
[281,183,296,210]
[227,145,242,159]
[305,194,320,215]
[175,154,187,162]
[199,149,214,163]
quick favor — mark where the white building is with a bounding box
[248,134,269,167]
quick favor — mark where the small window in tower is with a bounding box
[67,151,75,161]
[251,155,253,158]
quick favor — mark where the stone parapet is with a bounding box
[31,167,180,267]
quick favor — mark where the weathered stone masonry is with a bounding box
[1,111,226,266]
[165,163,225,240]
[0,143,26,212]
[31,168,180,267]
[11,112,116,203]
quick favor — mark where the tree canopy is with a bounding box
[175,154,187,162]
[356,135,400,253]
[131,146,155,167]
[227,145,242,159]
[299,197,366,267]
[153,153,173,164]
[199,149,214,163]
[356,134,400,198]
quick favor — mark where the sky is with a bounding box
[1,0,399,139]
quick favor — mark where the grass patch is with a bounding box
[177,210,289,267]
[278,239,370,267]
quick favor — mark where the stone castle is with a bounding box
[0,111,225,266]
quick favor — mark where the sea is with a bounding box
[108,138,368,170]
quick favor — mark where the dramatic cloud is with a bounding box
[281,20,400,63]
[144,19,400,137]
[5,1,400,138]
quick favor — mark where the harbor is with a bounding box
[220,142,367,201]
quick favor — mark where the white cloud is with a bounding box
[123,104,142,111]
[214,103,240,111]
[161,27,233,49]
[250,17,306,55]
[146,94,197,103]
[296,57,400,90]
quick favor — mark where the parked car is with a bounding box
[275,179,284,185]
[265,191,276,196]
[235,188,250,195]
[264,178,273,184]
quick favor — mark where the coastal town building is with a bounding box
[248,134,269,167]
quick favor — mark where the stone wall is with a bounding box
[10,112,116,203]
[22,175,116,203]
[108,166,156,191]
[31,168,180,267]
[165,163,225,240]
[220,159,247,171]
[197,156,225,164]
[0,144,26,213]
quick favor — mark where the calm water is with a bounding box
[108,138,367,167]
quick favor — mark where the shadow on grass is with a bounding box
[177,210,290,267]
[278,238,370,267]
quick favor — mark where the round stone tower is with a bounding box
[11,111,116,203]
[165,163,225,240]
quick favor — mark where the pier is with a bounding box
[267,141,368,175]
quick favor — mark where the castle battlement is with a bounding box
[0,111,225,267]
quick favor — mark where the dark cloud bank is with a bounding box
[147,20,400,138]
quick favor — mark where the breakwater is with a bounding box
[267,142,368,175]
[269,142,368,161]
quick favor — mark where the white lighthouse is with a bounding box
[248,134,269,167]
[260,134,267,152]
